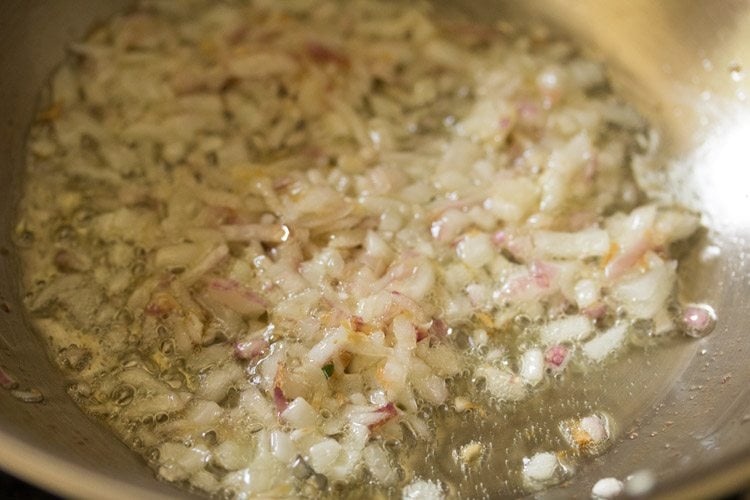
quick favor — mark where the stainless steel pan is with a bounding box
[1,1,749,498]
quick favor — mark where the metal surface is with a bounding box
[0,1,749,499]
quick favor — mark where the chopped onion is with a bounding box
[402,479,445,500]
[560,413,611,455]
[158,443,210,482]
[519,348,544,386]
[522,452,560,484]
[533,228,610,260]
[582,323,628,362]
[498,261,558,303]
[573,279,600,309]
[307,327,347,367]
[611,255,675,319]
[475,366,526,402]
[364,443,397,485]
[308,438,342,474]
[0,366,18,390]
[234,338,269,360]
[220,223,290,243]
[273,387,289,415]
[544,345,569,371]
[181,244,229,283]
[456,232,494,268]
[281,397,317,428]
[591,477,624,499]
[205,278,267,317]
[16,0,706,496]
[367,403,399,431]
[540,315,593,345]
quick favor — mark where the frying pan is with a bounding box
[1,1,749,498]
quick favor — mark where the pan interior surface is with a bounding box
[0,1,749,499]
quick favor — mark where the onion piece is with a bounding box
[363,443,397,485]
[154,243,206,269]
[145,291,180,317]
[402,479,445,500]
[308,438,342,474]
[533,228,610,260]
[234,338,269,360]
[220,223,289,243]
[540,315,593,345]
[429,318,449,338]
[270,429,296,464]
[522,452,561,485]
[560,412,612,456]
[475,366,526,402]
[181,244,229,283]
[367,402,399,431]
[456,232,494,268]
[498,261,558,302]
[204,278,267,317]
[387,260,435,303]
[306,41,350,68]
[592,477,625,499]
[573,279,600,309]
[0,366,17,390]
[611,255,675,319]
[582,302,608,320]
[388,291,428,323]
[519,348,544,385]
[582,323,628,362]
[10,388,44,403]
[273,386,289,415]
[157,443,210,482]
[281,397,317,428]
[544,345,569,371]
[604,236,651,281]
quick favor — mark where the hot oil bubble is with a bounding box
[146,446,160,462]
[680,303,717,338]
[59,344,92,372]
[514,314,531,327]
[111,384,135,406]
[203,429,218,445]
